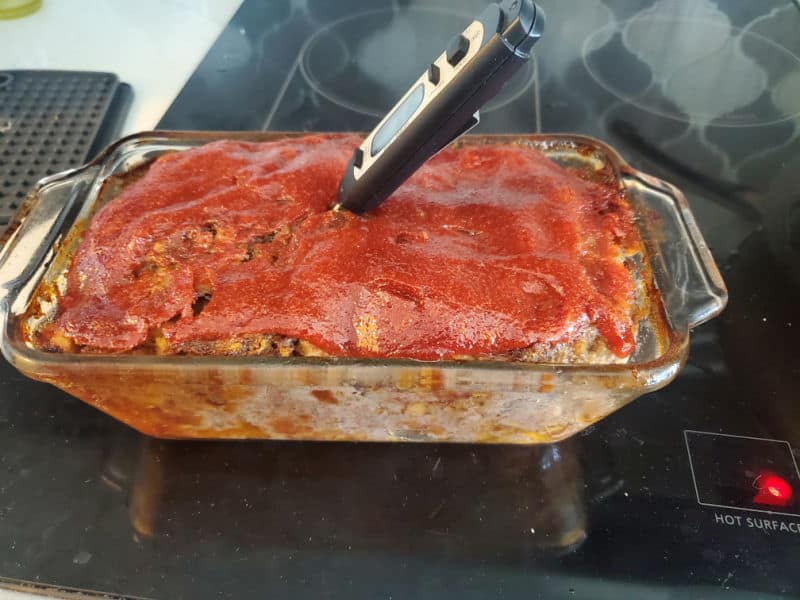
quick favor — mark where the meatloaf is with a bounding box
[31,134,648,362]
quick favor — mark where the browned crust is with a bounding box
[25,244,651,365]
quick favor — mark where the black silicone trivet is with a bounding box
[0,70,132,230]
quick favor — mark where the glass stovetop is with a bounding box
[2,0,800,598]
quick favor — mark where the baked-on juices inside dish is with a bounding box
[30,133,649,364]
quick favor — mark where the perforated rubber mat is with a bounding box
[0,70,131,230]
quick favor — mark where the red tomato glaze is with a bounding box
[55,134,638,359]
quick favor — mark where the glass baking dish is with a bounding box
[0,131,727,443]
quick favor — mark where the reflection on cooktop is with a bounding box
[264,5,540,133]
[583,2,800,128]
[123,439,588,558]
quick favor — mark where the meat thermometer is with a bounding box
[336,0,544,214]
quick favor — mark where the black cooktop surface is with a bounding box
[2,1,800,598]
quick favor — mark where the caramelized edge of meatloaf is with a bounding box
[28,242,652,365]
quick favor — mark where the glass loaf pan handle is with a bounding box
[0,166,96,302]
[622,168,728,332]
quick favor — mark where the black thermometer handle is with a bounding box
[336,0,544,214]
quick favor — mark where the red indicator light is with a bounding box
[753,472,793,507]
